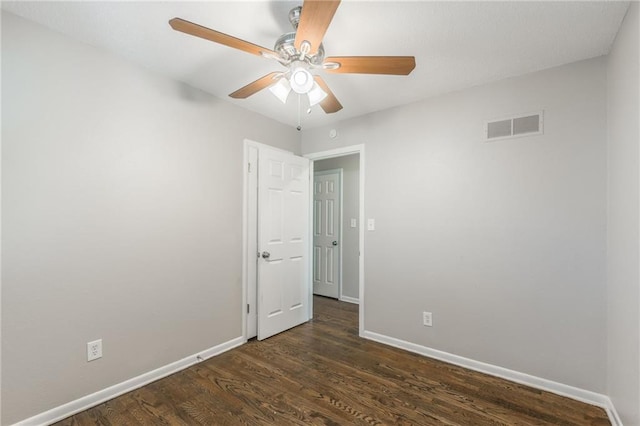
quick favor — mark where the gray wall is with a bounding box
[4,6,637,424]
[314,155,360,300]
[606,3,640,425]
[1,13,299,424]
[303,58,608,393]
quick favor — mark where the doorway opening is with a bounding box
[312,168,342,299]
[312,156,359,305]
[306,145,365,336]
[242,141,365,341]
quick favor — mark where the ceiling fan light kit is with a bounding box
[169,0,416,121]
[307,83,328,107]
[269,78,292,104]
[290,63,314,94]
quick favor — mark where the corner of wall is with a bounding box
[605,1,640,424]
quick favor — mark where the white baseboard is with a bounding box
[12,331,623,426]
[339,295,359,305]
[12,336,246,426]
[362,330,621,426]
[606,403,623,426]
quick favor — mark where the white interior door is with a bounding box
[313,170,341,299]
[257,147,310,340]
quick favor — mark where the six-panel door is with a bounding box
[257,147,310,340]
[313,171,340,299]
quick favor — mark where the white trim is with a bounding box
[242,141,250,340]
[305,145,363,160]
[607,403,623,426]
[362,330,621,425]
[339,296,360,305]
[11,336,245,426]
[304,144,365,337]
[308,160,315,319]
[314,168,343,176]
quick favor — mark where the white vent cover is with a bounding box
[485,111,543,141]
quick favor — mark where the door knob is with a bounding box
[332,241,338,246]
[261,251,271,259]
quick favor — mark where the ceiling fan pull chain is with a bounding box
[297,94,302,131]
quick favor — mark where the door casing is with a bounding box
[305,145,365,336]
[243,141,365,339]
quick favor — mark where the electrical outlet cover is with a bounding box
[87,339,102,361]
[423,312,433,327]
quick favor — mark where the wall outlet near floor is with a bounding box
[87,339,103,362]
[423,312,433,327]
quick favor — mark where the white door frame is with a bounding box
[305,145,365,336]
[244,142,259,339]
[313,168,343,299]
[242,139,311,340]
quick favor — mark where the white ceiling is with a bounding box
[2,1,630,129]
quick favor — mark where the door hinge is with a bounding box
[247,303,250,314]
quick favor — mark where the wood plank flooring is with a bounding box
[55,296,609,425]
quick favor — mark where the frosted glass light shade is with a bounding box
[289,67,314,94]
[307,82,327,107]
[268,78,291,103]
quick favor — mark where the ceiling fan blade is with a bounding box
[314,76,343,114]
[229,72,281,99]
[324,56,416,75]
[295,0,341,55]
[169,18,277,57]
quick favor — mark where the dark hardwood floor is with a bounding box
[55,296,609,425]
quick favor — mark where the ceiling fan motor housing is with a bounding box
[274,32,325,66]
[273,6,325,66]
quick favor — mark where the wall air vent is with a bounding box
[485,111,543,142]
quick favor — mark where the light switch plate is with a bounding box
[350,218,357,228]
[367,219,375,231]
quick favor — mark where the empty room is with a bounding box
[1,1,639,425]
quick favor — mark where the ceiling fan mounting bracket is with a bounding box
[288,6,302,30]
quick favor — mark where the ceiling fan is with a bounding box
[169,0,416,115]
